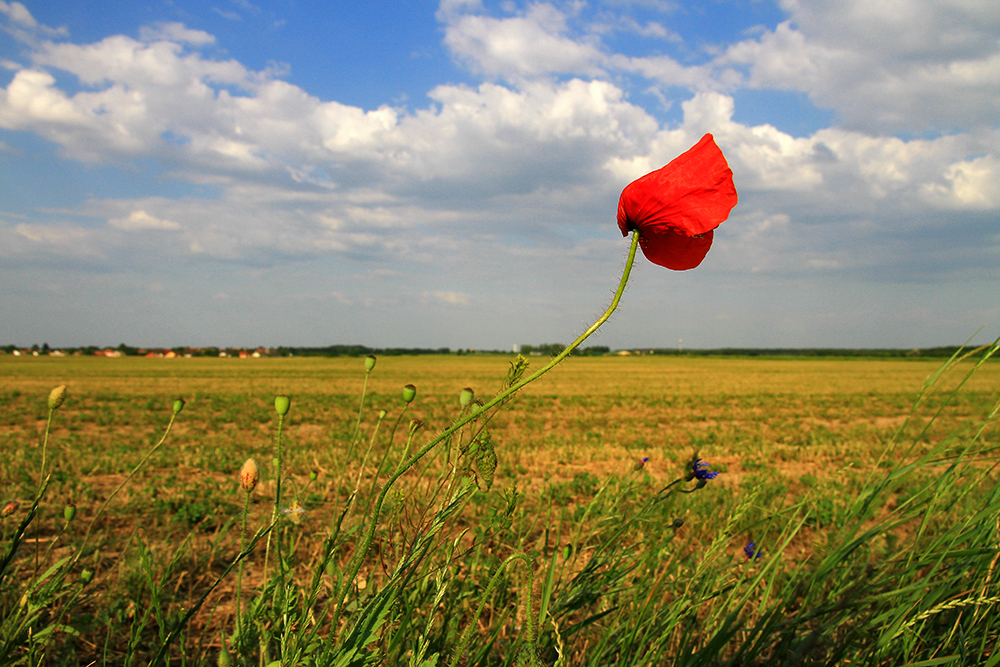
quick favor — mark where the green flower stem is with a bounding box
[351,367,374,445]
[0,475,51,587]
[150,521,276,667]
[447,552,536,667]
[271,412,286,523]
[329,231,640,633]
[262,411,287,637]
[38,407,56,496]
[73,409,179,566]
[235,489,252,645]
[35,404,58,574]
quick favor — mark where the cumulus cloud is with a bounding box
[718,0,1000,132]
[108,210,182,231]
[0,0,997,348]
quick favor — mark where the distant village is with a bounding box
[3,345,278,358]
[0,342,974,359]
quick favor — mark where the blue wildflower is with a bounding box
[744,541,762,561]
[688,458,719,482]
[633,456,651,471]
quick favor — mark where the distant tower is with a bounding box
[679,338,683,353]
[513,344,521,353]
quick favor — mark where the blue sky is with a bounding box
[1,0,998,351]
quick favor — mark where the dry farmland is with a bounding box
[0,351,998,665]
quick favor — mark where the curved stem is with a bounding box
[329,231,641,632]
[73,411,178,566]
[447,553,536,667]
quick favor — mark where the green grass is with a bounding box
[0,348,998,665]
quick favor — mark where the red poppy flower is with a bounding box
[617,133,738,270]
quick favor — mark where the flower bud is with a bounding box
[64,505,77,522]
[239,458,260,493]
[2,500,18,518]
[459,387,474,407]
[309,470,318,482]
[217,647,232,667]
[80,569,94,586]
[48,385,67,410]
[402,384,416,404]
[172,398,186,414]
[274,395,290,416]
[364,355,377,372]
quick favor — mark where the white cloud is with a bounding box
[0,1,37,28]
[719,1,1000,132]
[0,2,997,350]
[441,3,606,78]
[425,291,472,306]
[923,154,1000,209]
[109,210,182,231]
[138,22,216,45]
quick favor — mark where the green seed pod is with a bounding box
[309,470,318,482]
[475,434,498,492]
[217,645,232,667]
[80,569,94,586]
[63,505,77,522]
[459,387,474,407]
[172,398,186,414]
[364,355,377,372]
[48,385,67,411]
[274,395,291,416]
[402,384,417,404]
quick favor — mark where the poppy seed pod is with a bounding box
[617,133,737,270]
[459,387,474,407]
[48,385,67,410]
[402,384,417,404]
[239,458,260,493]
[80,569,94,586]
[274,395,291,416]
[364,355,377,372]
[64,505,77,522]
[172,398,185,414]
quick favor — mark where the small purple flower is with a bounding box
[689,458,719,482]
[744,541,762,561]
[633,456,651,471]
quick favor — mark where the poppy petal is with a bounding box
[616,133,737,270]
[639,228,714,271]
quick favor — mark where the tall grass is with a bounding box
[0,337,997,665]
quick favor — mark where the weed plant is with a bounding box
[1,238,998,664]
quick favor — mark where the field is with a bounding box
[1,350,999,665]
